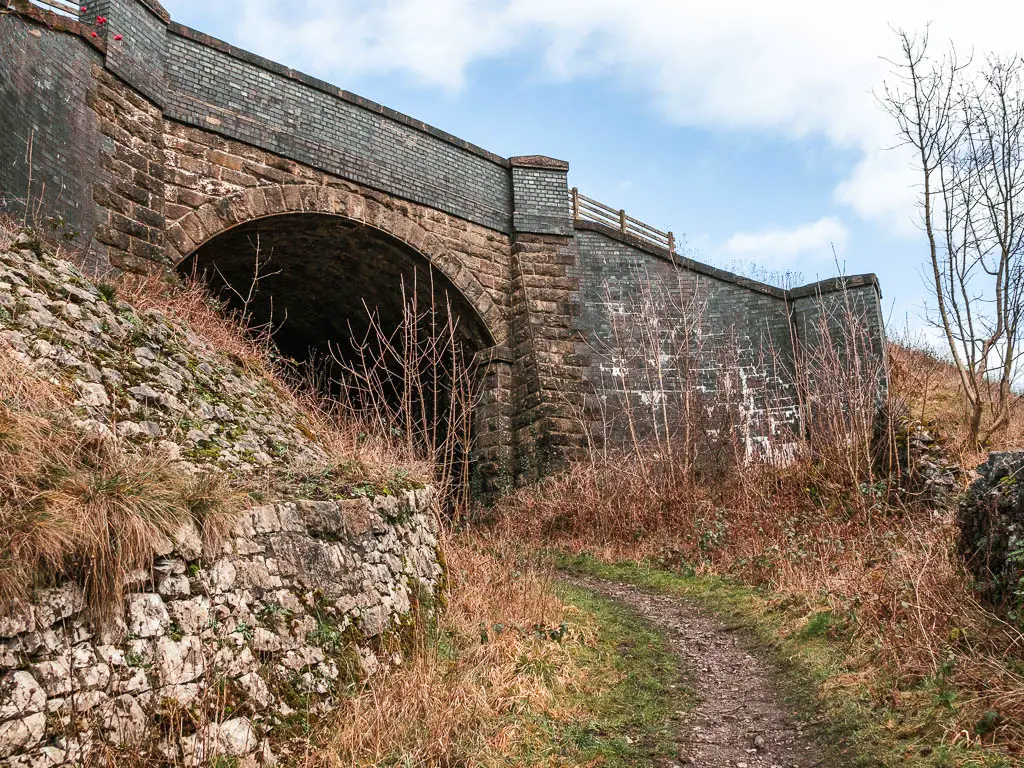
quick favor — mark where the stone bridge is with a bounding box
[0,0,886,492]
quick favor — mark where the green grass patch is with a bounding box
[554,552,1017,768]
[547,582,693,766]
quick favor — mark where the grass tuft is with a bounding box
[0,346,243,623]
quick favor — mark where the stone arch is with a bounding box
[164,183,506,348]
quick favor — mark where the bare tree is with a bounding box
[882,30,1024,446]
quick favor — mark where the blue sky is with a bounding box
[160,0,1024,337]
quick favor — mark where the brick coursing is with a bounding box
[164,27,513,234]
[0,0,888,493]
[511,158,574,236]
[0,12,105,265]
[573,225,886,456]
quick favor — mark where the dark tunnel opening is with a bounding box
[178,213,494,493]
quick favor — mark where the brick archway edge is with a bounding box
[165,183,505,347]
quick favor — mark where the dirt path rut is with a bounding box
[567,576,836,768]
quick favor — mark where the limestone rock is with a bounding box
[168,597,212,636]
[101,695,147,746]
[31,659,72,697]
[0,235,445,763]
[125,594,170,638]
[155,636,206,686]
[0,672,45,720]
[181,717,257,766]
[218,717,258,757]
[0,712,46,759]
[0,603,34,639]
[960,451,1024,606]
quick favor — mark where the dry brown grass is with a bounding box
[285,534,589,766]
[484,291,1024,753]
[114,270,432,492]
[0,353,241,621]
[490,424,1024,752]
[889,341,1024,465]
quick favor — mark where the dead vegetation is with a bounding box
[303,536,588,766]
[113,268,433,493]
[489,283,1024,756]
[0,351,241,622]
[889,338,1024,466]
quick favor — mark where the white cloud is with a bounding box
[163,0,1024,232]
[722,217,848,266]
[233,0,520,91]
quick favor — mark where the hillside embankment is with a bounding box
[0,228,441,766]
[4,221,1024,768]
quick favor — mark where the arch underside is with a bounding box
[180,213,494,365]
[166,184,505,350]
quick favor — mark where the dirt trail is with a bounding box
[567,576,837,768]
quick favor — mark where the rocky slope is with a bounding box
[0,231,326,478]
[0,233,442,767]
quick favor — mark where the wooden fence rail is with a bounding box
[570,187,676,255]
[25,0,80,17]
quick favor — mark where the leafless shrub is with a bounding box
[320,276,480,520]
[494,270,1024,748]
[882,30,1024,447]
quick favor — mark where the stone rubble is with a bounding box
[958,451,1024,607]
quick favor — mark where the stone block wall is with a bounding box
[509,232,589,481]
[88,65,167,272]
[572,223,885,458]
[0,492,442,766]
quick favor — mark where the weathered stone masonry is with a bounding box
[0,0,886,488]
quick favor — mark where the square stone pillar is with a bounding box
[508,156,589,484]
[81,0,169,106]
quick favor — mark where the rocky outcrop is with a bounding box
[958,452,1024,607]
[874,403,961,506]
[0,491,441,766]
[0,235,444,764]
[0,231,325,478]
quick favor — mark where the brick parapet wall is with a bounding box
[89,0,169,106]
[510,156,574,237]
[164,24,513,235]
[0,9,107,266]
[791,281,888,402]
